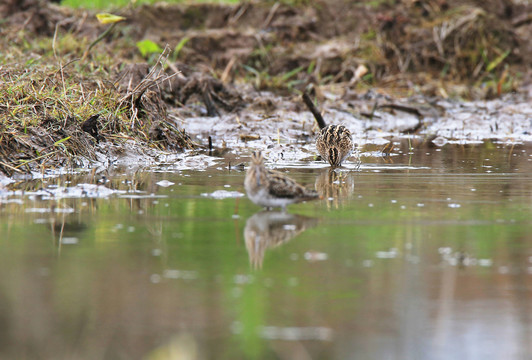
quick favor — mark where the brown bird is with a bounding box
[302,92,353,167]
[244,151,319,210]
[316,124,353,167]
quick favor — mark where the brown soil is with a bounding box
[1,0,531,177]
[126,0,532,93]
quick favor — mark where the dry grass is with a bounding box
[0,31,193,176]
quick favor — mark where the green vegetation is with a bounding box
[0,58,117,126]
[242,64,306,92]
[62,0,240,10]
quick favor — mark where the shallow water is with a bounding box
[1,141,532,360]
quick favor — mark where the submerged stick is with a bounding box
[302,92,327,129]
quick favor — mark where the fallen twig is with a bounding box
[378,103,423,117]
[302,92,327,129]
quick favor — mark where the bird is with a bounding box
[244,151,319,210]
[301,92,353,167]
[316,124,354,167]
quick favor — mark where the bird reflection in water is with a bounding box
[244,211,318,269]
[314,169,355,209]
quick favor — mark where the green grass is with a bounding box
[0,31,120,127]
[62,0,240,10]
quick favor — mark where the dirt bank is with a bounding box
[0,0,531,178]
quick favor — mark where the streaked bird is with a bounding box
[301,92,353,168]
[244,151,319,210]
[316,124,353,167]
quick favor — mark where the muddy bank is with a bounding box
[0,0,531,179]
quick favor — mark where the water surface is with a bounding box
[1,141,532,359]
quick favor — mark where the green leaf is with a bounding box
[96,13,126,24]
[136,39,163,58]
[486,50,510,72]
[174,37,190,59]
[54,136,71,146]
[307,60,315,74]
[281,66,304,81]
[242,65,260,76]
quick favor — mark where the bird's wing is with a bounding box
[267,170,318,200]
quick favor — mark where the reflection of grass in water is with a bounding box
[237,277,267,359]
[3,168,532,357]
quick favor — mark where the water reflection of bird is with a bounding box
[244,211,318,269]
[316,124,354,167]
[314,169,355,208]
[244,151,319,211]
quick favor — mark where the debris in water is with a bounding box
[156,180,175,187]
[304,251,328,261]
[376,248,399,259]
[239,134,261,141]
[61,237,79,245]
[201,190,245,199]
[260,326,333,341]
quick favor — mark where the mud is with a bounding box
[1,0,531,179]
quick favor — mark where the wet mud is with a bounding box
[1,0,531,179]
